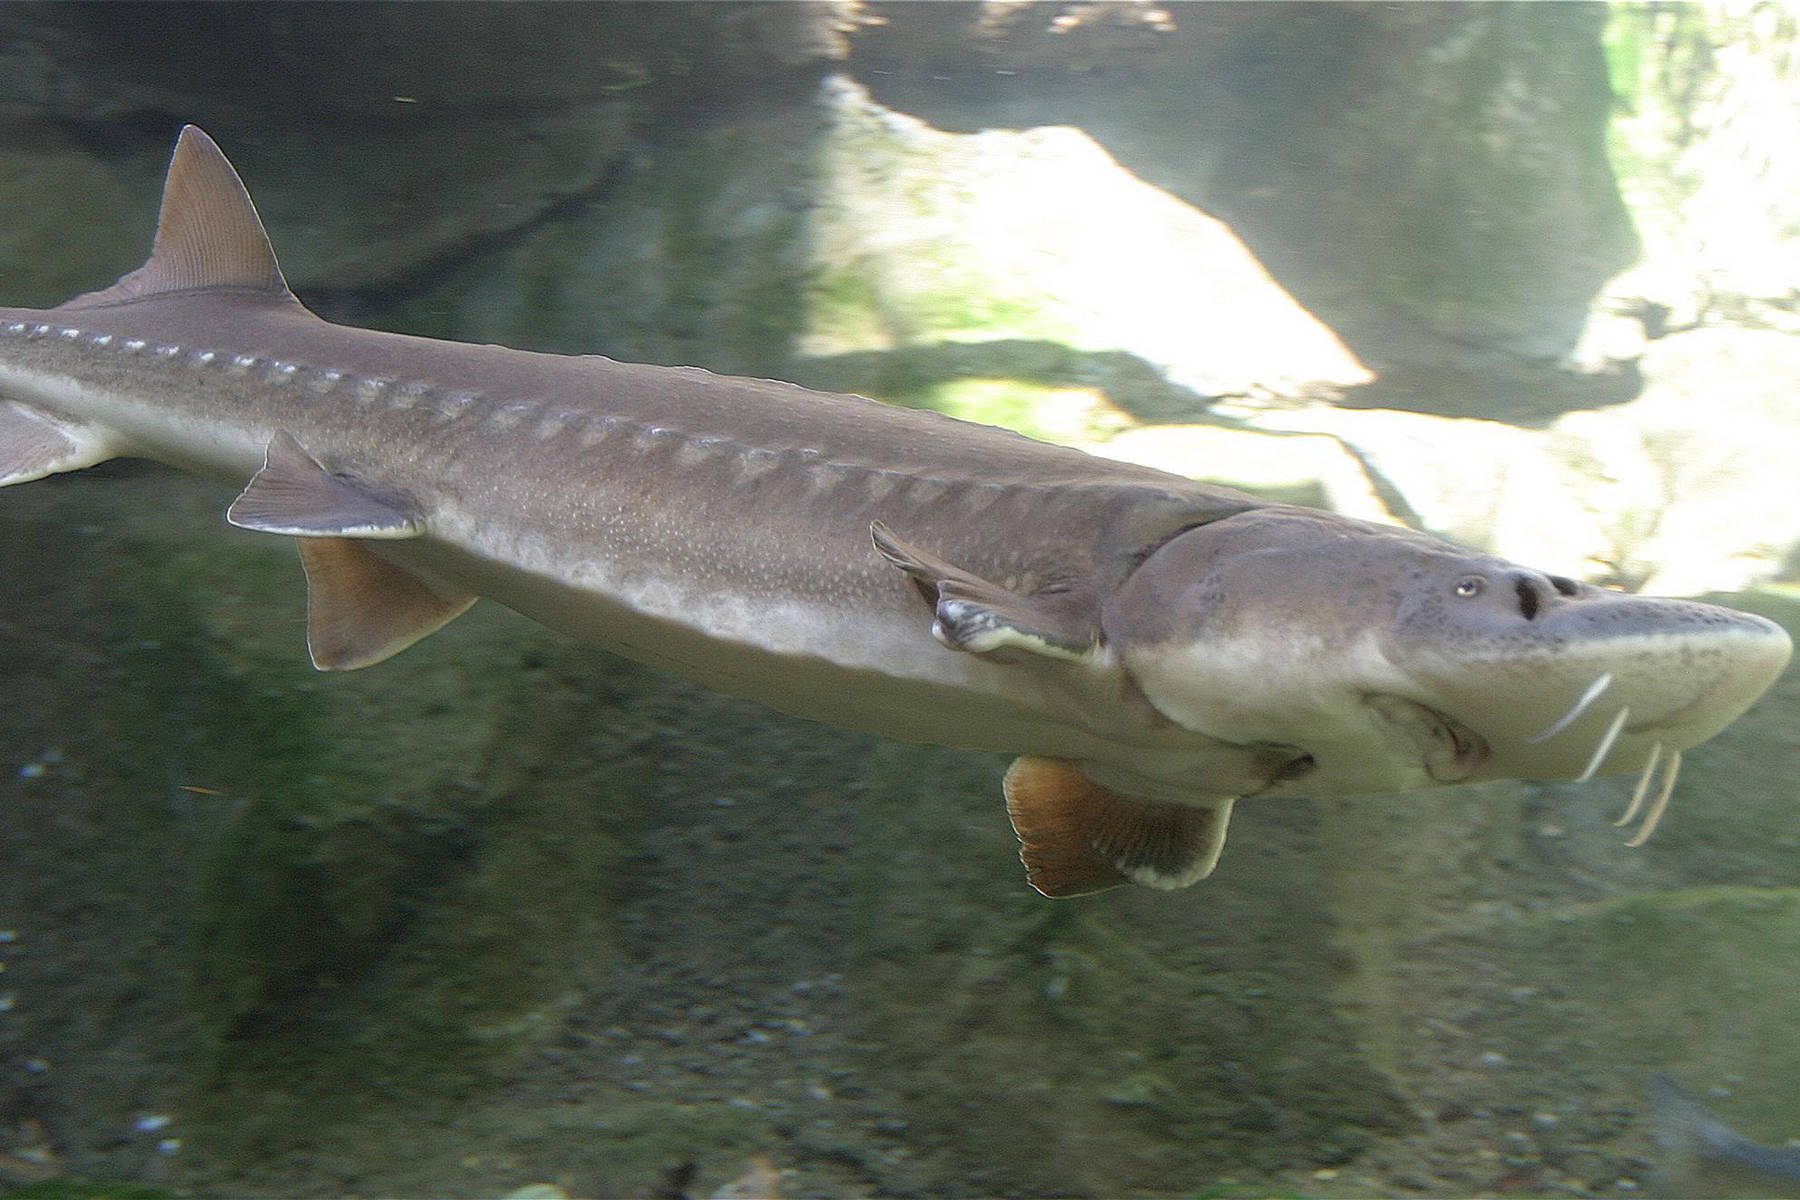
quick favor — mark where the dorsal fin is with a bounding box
[61,125,293,310]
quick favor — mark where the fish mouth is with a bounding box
[1365,693,1490,783]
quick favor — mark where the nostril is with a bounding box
[1511,572,1575,619]
[1514,574,1547,620]
[1276,753,1316,782]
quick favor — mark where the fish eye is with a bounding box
[1453,576,1486,598]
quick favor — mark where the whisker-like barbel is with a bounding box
[1528,672,1614,744]
[1577,707,1632,783]
[1613,742,1663,829]
[1625,748,1681,847]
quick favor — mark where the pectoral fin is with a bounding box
[227,431,422,538]
[0,402,114,486]
[1003,756,1232,896]
[870,521,1099,662]
[228,432,473,669]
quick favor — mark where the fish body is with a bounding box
[1649,1075,1800,1199]
[0,128,1790,894]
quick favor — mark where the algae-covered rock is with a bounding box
[798,77,1371,407]
[852,2,1636,402]
[844,743,1410,1194]
[0,469,638,1184]
[0,104,637,298]
[379,98,823,378]
[1436,888,1800,1180]
[390,72,1369,415]
[0,4,854,119]
[0,5,852,295]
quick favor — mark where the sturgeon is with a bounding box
[0,128,1791,895]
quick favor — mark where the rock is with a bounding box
[1128,325,1800,597]
[1603,3,1800,336]
[851,2,1637,403]
[1549,328,1800,594]
[373,97,824,376]
[0,4,857,294]
[0,4,854,118]
[1093,422,1390,517]
[1218,401,1609,579]
[1468,888,1800,1149]
[799,77,1371,406]
[398,74,1371,409]
[844,741,1412,1193]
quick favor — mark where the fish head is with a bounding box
[1382,545,1791,785]
[1103,507,1792,797]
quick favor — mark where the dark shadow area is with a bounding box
[787,338,1228,425]
[1333,351,1643,425]
[793,336,1642,429]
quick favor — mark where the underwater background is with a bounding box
[0,3,1797,1197]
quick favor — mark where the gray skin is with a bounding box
[0,127,1791,889]
[1649,1075,1800,1198]
[1105,507,1791,802]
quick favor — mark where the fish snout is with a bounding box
[1390,583,1790,783]
[1630,607,1792,740]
